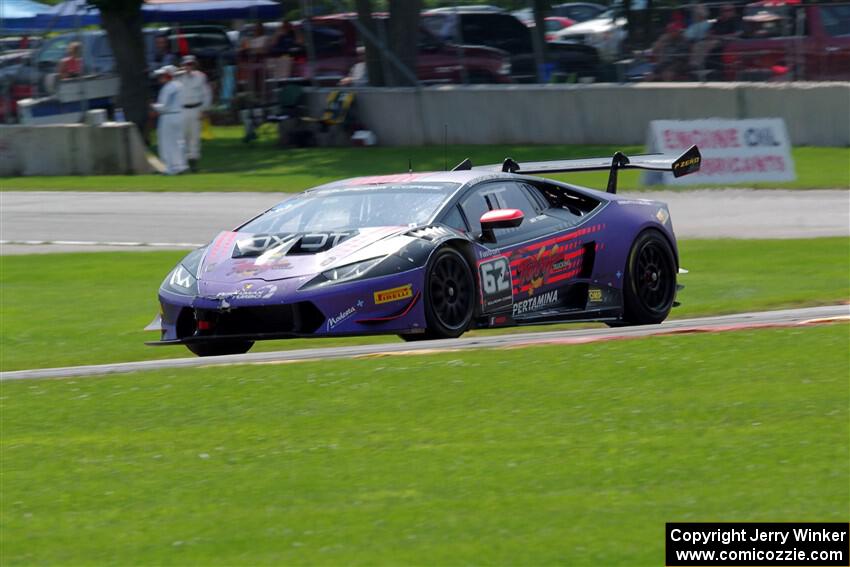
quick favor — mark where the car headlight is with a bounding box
[160,247,205,296]
[300,256,390,290]
[323,257,384,283]
[499,61,512,75]
[299,237,437,291]
[164,265,197,295]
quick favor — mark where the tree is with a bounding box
[385,0,422,86]
[354,0,385,86]
[352,0,421,87]
[530,0,548,82]
[90,0,148,136]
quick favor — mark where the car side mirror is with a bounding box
[479,208,524,243]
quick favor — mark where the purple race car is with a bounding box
[147,146,701,356]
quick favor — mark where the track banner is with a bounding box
[645,118,796,185]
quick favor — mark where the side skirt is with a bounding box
[477,306,623,329]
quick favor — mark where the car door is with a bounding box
[817,4,850,79]
[457,180,585,316]
[458,179,547,247]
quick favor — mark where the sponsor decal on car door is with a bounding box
[476,223,604,314]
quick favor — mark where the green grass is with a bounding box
[1,237,848,372]
[2,325,847,565]
[2,127,848,192]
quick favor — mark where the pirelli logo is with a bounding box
[374,284,413,305]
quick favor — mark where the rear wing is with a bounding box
[454,145,701,194]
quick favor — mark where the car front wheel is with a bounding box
[400,247,474,341]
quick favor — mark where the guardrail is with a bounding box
[303,82,850,147]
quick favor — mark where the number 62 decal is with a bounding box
[479,256,513,311]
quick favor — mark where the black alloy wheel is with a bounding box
[621,230,677,325]
[400,247,474,341]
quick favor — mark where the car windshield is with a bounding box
[820,5,850,36]
[239,182,459,234]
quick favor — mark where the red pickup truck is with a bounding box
[291,14,513,85]
[722,2,850,81]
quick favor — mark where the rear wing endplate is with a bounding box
[454,145,701,194]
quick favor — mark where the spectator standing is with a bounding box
[651,21,690,81]
[267,19,303,79]
[240,23,268,100]
[339,46,368,87]
[178,55,212,173]
[57,41,83,80]
[684,4,712,43]
[153,34,176,67]
[269,20,300,56]
[243,22,269,56]
[691,4,742,72]
[150,34,177,98]
[710,4,743,38]
[152,65,187,175]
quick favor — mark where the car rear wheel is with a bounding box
[399,247,474,341]
[186,340,254,357]
[620,230,676,325]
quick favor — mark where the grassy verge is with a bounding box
[2,127,848,192]
[1,237,847,372]
[2,325,848,565]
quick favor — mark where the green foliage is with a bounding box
[2,325,847,564]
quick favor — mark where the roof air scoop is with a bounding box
[501,157,520,173]
[451,158,473,171]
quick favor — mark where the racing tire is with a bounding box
[620,230,677,325]
[186,340,254,357]
[399,247,474,340]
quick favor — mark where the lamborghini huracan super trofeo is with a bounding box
[148,146,701,356]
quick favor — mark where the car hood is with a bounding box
[558,17,618,35]
[197,225,412,286]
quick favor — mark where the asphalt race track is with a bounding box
[2,304,847,381]
[1,189,848,254]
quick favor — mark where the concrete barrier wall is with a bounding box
[309,82,849,147]
[0,122,152,176]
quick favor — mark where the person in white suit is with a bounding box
[179,54,212,172]
[152,65,188,175]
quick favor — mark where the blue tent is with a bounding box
[0,0,51,30]
[143,0,282,22]
[0,0,51,19]
[2,0,98,30]
[4,0,281,30]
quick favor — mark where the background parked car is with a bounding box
[550,2,607,23]
[722,2,850,81]
[545,16,577,41]
[423,8,599,82]
[289,14,514,85]
[550,5,627,63]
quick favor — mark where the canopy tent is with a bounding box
[3,0,282,30]
[2,0,98,30]
[0,0,51,19]
[0,0,51,30]
[143,0,282,22]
